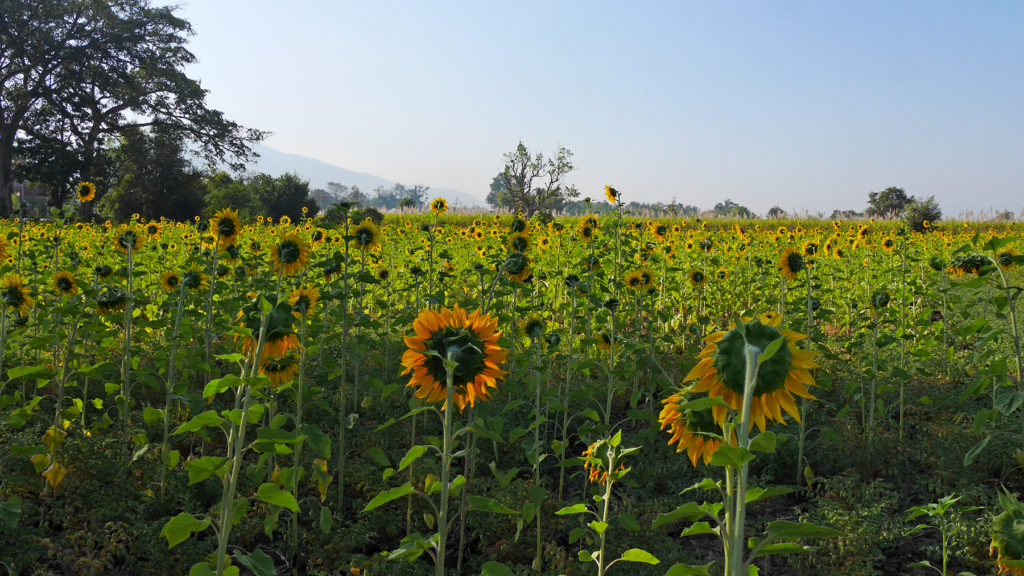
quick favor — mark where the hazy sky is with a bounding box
[164,1,1024,216]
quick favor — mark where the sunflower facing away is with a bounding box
[991,489,1024,576]
[1,274,34,311]
[76,181,96,202]
[685,314,819,432]
[271,231,310,275]
[400,305,508,411]
[52,271,78,296]
[211,207,241,247]
[236,293,300,359]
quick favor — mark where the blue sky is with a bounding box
[166,1,1024,216]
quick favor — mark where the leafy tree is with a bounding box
[866,187,914,218]
[712,199,754,219]
[98,126,205,221]
[902,195,942,232]
[364,183,428,210]
[246,172,318,222]
[1,0,264,217]
[767,206,786,219]
[202,171,253,220]
[496,141,578,218]
[485,173,514,211]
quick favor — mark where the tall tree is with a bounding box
[99,125,205,221]
[1,0,265,217]
[866,186,914,218]
[496,141,578,218]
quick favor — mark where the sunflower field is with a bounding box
[2,193,1024,576]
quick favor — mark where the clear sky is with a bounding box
[164,0,1024,217]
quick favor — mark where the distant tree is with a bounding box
[1,0,265,217]
[767,206,786,219]
[365,183,429,210]
[247,172,318,222]
[496,141,578,218]
[712,199,754,219]
[309,188,334,212]
[485,173,514,210]
[829,209,863,219]
[98,126,205,221]
[203,171,252,220]
[867,187,914,218]
[902,195,942,232]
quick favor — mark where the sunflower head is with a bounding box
[182,266,208,291]
[400,306,507,411]
[160,270,182,293]
[686,316,819,432]
[779,247,805,280]
[236,293,299,359]
[871,290,890,310]
[998,249,1017,271]
[352,220,379,250]
[260,353,299,390]
[507,232,531,254]
[114,225,143,254]
[271,231,310,275]
[503,252,532,282]
[76,182,96,202]
[288,285,320,316]
[52,271,77,296]
[520,315,545,341]
[689,269,706,287]
[604,185,620,205]
[659,391,733,467]
[96,286,126,314]
[212,208,241,246]
[430,197,448,215]
[1,274,34,311]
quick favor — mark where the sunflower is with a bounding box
[352,220,379,251]
[596,331,616,352]
[604,185,620,204]
[261,353,299,389]
[288,285,320,316]
[520,315,545,341]
[236,294,299,359]
[52,271,78,296]
[430,197,448,215]
[1,274,34,311]
[779,247,805,280]
[76,181,96,203]
[211,207,241,247]
[270,231,310,275]
[113,225,143,254]
[400,305,507,412]
[880,237,896,251]
[685,314,819,432]
[181,266,209,291]
[506,231,531,254]
[503,252,532,283]
[577,223,596,242]
[688,269,706,287]
[160,270,182,293]
[582,440,624,485]
[659,391,734,466]
[997,249,1017,271]
[144,222,162,238]
[95,265,114,280]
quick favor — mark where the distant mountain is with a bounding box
[241,144,486,208]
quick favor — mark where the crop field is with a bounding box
[1,201,1023,576]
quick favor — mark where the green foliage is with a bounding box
[866,186,914,218]
[904,195,943,232]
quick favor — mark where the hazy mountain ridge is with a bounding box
[243,144,486,208]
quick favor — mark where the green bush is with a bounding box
[903,195,942,232]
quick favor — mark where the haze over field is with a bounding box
[166,1,1024,216]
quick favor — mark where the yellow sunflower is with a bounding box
[659,391,734,467]
[778,247,805,280]
[604,185,620,204]
[430,197,448,215]
[1,274,34,311]
[400,305,507,412]
[688,269,706,287]
[159,270,182,293]
[685,314,819,432]
[181,266,209,291]
[113,225,143,254]
[236,294,300,359]
[288,285,320,316]
[52,271,78,296]
[261,353,299,390]
[76,181,96,202]
[352,220,379,251]
[211,207,241,247]
[506,231,531,254]
[270,231,310,275]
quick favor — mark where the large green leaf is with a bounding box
[362,482,415,513]
[233,549,275,576]
[710,444,754,469]
[663,563,713,576]
[616,548,659,564]
[255,482,300,512]
[964,435,991,466]
[555,503,589,515]
[172,410,224,435]
[652,502,710,529]
[160,512,210,548]
[0,496,22,529]
[480,561,516,576]
[765,520,841,540]
[399,445,429,472]
[467,496,517,515]
[185,456,229,485]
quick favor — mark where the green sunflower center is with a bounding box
[713,321,793,396]
[218,219,236,237]
[354,227,375,247]
[278,240,301,264]
[424,326,487,391]
[785,251,805,274]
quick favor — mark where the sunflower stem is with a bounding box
[436,351,457,576]
[160,284,187,499]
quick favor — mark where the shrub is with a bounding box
[903,195,942,232]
